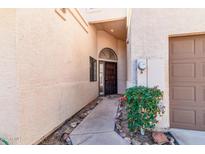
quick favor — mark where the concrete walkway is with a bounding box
[170,128,205,145]
[70,97,129,145]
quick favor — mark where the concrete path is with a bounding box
[70,97,129,145]
[170,128,205,145]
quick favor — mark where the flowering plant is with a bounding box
[118,96,127,102]
[124,86,164,134]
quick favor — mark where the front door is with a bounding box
[104,62,117,95]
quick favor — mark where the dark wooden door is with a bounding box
[105,62,117,95]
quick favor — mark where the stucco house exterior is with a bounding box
[0,8,205,144]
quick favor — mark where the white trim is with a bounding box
[86,8,101,13]
[89,17,126,24]
[75,8,89,26]
[169,31,205,38]
[98,58,117,63]
[67,8,89,33]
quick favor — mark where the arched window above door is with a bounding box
[99,48,117,61]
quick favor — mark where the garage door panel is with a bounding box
[195,37,205,56]
[172,109,196,124]
[171,39,195,56]
[172,86,196,101]
[171,83,205,102]
[202,63,205,77]
[198,86,205,103]
[196,110,205,130]
[170,100,197,107]
[170,36,205,59]
[170,61,205,82]
[170,123,199,130]
[203,87,205,102]
[171,63,195,78]
[170,35,205,131]
[170,60,198,82]
[202,111,205,127]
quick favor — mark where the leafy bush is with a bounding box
[0,137,9,145]
[124,86,164,132]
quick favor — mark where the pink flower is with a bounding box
[118,96,127,102]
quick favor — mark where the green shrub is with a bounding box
[0,137,9,145]
[124,86,164,132]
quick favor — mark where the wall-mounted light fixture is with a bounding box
[110,29,114,32]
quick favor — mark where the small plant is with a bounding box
[124,86,164,135]
[0,137,9,145]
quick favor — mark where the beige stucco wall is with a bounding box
[129,8,205,130]
[7,8,98,144]
[0,8,128,144]
[117,40,127,94]
[97,30,127,94]
[0,9,20,144]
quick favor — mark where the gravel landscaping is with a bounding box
[39,95,178,145]
[40,97,103,145]
[114,100,178,145]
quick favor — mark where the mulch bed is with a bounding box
[114,100,178,145]
[39,97,103,145]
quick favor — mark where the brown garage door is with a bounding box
[170,35,205,131]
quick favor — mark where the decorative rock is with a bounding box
[131,139,141,145]
[114,99,166,145]
[120,132,126,138]
[169,136,175,145]
[118,106,123,112]
[79,113,86,119]
[40,98,102,144]
[90,105,95,110]
[86,110,91,115]
[116,123,121,130]
[152,132,169,145]
[116,112,121,119]
[70,122,78,128]
[130,132,134,137]
[120,102,124,107]
[54,131,61,137]
[65,137,72,145]
[61,133,72,145]
[84,112,89,116]
[119,129,123,133]
[124,137,131,144]
[64,127,73,134]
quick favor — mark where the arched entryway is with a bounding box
[99,48,118,95]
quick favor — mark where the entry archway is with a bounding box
[99,48,118,61]
[99,48,118,95]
